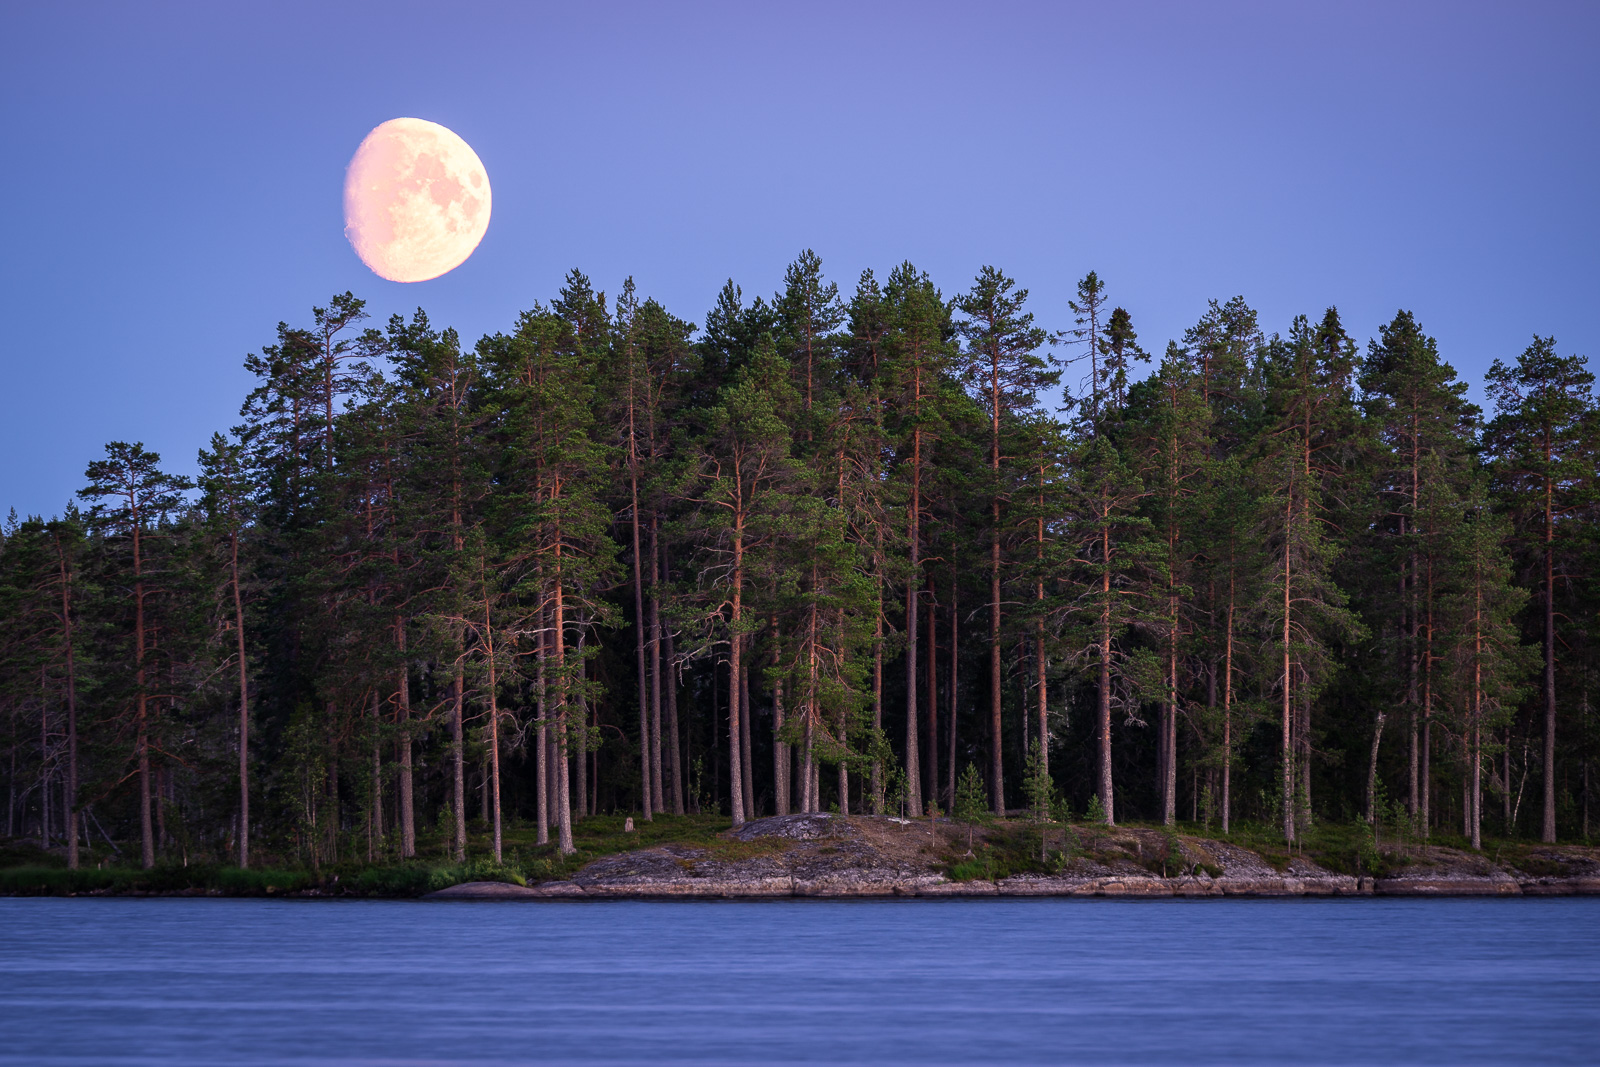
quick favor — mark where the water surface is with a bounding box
[1,897,1595,1064]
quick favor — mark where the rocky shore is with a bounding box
[424,813,1600,900]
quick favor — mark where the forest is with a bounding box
[2,252,1596,874]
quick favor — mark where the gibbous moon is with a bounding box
[343,118,491,283]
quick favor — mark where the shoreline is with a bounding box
[423,813,1599,901]
[7,814,1597,900]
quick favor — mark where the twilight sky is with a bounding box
[2,1,1596,519]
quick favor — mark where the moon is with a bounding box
[343,118,491,283]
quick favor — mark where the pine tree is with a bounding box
[1484,336,1595,842]
[680,338,802,826]
[1252,312,1365,842]
[955,266,1055,814]
[196,432,255,867]
[1358,310,1479,831]
[1442,481,1534,848]
[882,263,956,816]
[1129,343,1213,826]
[79,442,192,868]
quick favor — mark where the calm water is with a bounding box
[0,897,1595,1065]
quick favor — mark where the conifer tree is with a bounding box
[681,338,801,826]
[197,432,255,866]
[1130,344,1213,825]
[883,263,955,816]
[1442,482,1534,848]
[1063,427,1161,825]
[79,442,192,868]
[1358,310,1478,829]
[956,266,1055,814]
[392,311,482,860]
[1484,336,1595,842]
[1253,312,1364,842]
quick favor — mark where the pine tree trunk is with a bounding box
[740,646,755,819]
[801,711,815,813]
[1543,514,1557,843]
[990,508,1003,816]
[1223,591,1234,834]
[576,643,588,820]
[926,596,938,809]
[1421,565,1434,837]
[1036,621,1048,786]
[728,520,747,827]
[554,555,575,855]
[1367,712,1386,824]
[1472,600,1484,850]
[535,599,549,846]
[369,692,381,863]
[648,523,665,815]
[988,349,1004,817]
[630,478,652,822]
[906,432,923,817]
[134,521,155,869]
[1282,487,1295,845]
[948,575,959,813]
[1165,633,1178,827]
[772,636,788,817]
[56,534,79,870]
[1098,518,1114,825]
[452,668,466,861]
[871,574,883,814]
[396,619,415,858]
[664,616,684,815]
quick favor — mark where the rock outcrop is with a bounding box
[423,816,1600,900]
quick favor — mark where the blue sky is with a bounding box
[2,1,1596,518]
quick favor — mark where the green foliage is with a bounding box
[3,266,1597,869]
[953,764,990,852]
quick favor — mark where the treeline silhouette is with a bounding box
[3,253,1595,870]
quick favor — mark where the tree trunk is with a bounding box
[1543,525,1557,843]
[536,599,550,845]
[451,667,466,861]
[990,505,1003,815]
[576,637,588,820]
[1282,488,1295,845]
[134,521,154,869]
[1223,590,1234,834]
[905,433,923,817]
[1100,559,1113,825]
[485,596,503,862]
[728,521,747,827]
[1165,634,1178,827]
[801,704,815,813]
[740,643,755,819]
[1097,522,1114,825]
[1367,712,1386,824]
[630,473,652,822]
[1421,560,1434,837]
[664,613,684,815]
[926,595,938,809]
[772,634,788,816]
[554,555,575,855]
[55,534,80,870]
[948,573,959,811]
[648,522,665,815]
[396,619,415,858]
[871,573,884,814]
[988,348,1004,817]
[369,691,381,862]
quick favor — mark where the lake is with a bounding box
[0,897,1595,1064]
